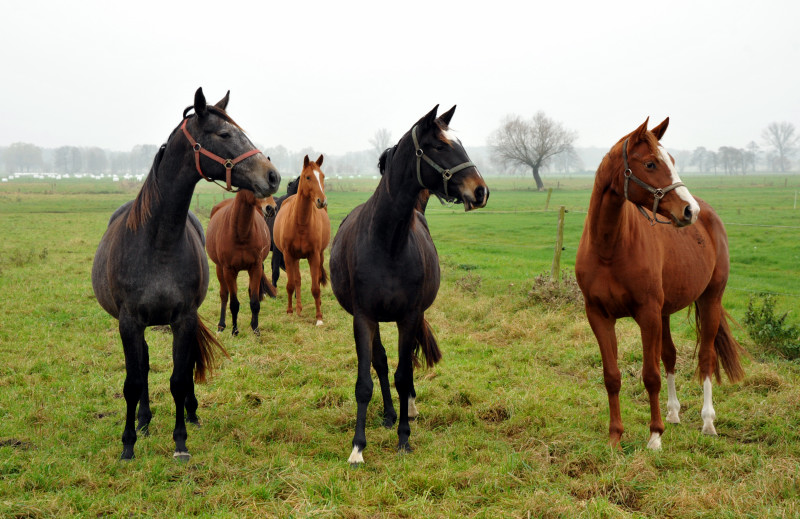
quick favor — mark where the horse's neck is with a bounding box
[585,164,630,258]
[367,152,423,252]
[231,195,256,241]
[144,154,198,248]
[291,191,317,226]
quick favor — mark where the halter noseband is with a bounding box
[181,118,262,192]
[411,125,475,201]
[622,138,684,226]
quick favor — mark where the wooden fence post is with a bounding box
[545,188,553,211]
[551,205,566,283]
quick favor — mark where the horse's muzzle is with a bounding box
[316,198,328,210]
[463,185,489,212]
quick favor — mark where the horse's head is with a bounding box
[299,155,327,210]
[409,105,489,212]
[258,195,277,218]
[617,118,700,227]
[182,88,281,199]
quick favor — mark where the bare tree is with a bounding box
[489,112,576,190]
[762,121,798,172]
[369,128,392,158]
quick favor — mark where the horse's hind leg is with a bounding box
[119,312,147,460]
[371,326,397,428]
[137,339,152,435]
[349,313,377,465]
[223,267,240,336]
[271,246,282,288]
[661,314,681,424]
[247,264,262,335]
[215,264,228,333]
[394,314,423,454]
[169,316,198,460]
[696,295,722,436]
[585,306,624,446]
[185,379,199,425]
[283,254,300,315]
[309,252,323,326]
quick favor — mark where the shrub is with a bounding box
[743,294,800,359]
[527,270,584,308]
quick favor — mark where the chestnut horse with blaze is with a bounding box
[575,117,744,450]
[206,189,278,336]
[273,155,331,326]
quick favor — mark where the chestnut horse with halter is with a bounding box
[273,155,331,326]
[92,88,281,460]
[330,105,489,464]
[206,190,278,336]
[575,117,744,450]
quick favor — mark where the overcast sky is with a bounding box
[2,0,798,156]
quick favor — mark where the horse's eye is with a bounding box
[306,176,311,180]
[217,131,231,139]
[645,162,656,170]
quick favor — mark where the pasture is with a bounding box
[0,174,799,518]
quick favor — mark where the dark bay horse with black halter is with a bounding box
[330,105,489,464]
[206,190,278,336]
[273,155,331,326]
[575,117,744,450]
[92,88,281,460]
[266,176,299,287]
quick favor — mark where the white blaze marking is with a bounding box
[647,432,662,450]
[348,446,364,464]
[442,128,460,145]
[666,373,681,424]
[658,146,700,221]
[313,169,324,192]
[701,376,717,435]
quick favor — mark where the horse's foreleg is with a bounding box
[271,247,282,288]
[395,316,421,454]
[284,254,298,315]
[169,316,197,460]
[349,314,377,465]
[119,312,146,460]
[586,307,623,447]
[635,308,665,450]
[371,326,397,428]
[247,264,262,335]
[137,339,152,435]
[661,315,681,424]
[223,267,240,336]
[308,253,323,326]
[696,296,722,436]
[215,264,228,333]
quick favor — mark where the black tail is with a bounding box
[412,318,442,368]
[195,315,230,384]
[260,271,277,299]
[319,264,329,287]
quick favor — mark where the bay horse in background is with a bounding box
[273,155,331,326]
[575,117,744,450]
[91,88,281,460]
[330,105,489,465]
[265,175,299,287]
[206,189,278,336]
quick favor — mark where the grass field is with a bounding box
[0,174,799,518]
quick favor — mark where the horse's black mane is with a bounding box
[378,146,397,175]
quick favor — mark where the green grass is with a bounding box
[0,175,799,517]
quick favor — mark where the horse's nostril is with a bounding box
[684,205,694,221]
[474,186,486,205]
[269,170,280,187]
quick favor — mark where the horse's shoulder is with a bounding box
[210,198,233,219]
[187,210,206,245]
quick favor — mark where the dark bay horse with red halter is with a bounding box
[92,88,281,460]
[575,117,744,450]
[273,155,331,326]
[330,105,489,464]
[206,190,278,336]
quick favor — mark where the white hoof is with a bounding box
[647,432,662,450]
[348,446,364,465]
[666,408,681,424]
[702,421,717,436]
[408,396,419,419]
[315,320,323,326]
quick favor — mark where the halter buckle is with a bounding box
[654,188,664,199]
[624,168,632,178]
[442,169,453,180]
[224,159,234,169]
[416,149,424,157]
[193,143,202,152]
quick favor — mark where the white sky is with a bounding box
[2,0,799,154]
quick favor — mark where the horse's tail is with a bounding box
[319,263,329,287]
[695,303,745,383]
[413,318,442,369]
[260,271,277,299]
[194,316,230,384]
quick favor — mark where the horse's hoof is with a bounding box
[173,451,191,461]
[702,422,717,436]
[136,423,150,436]
[647,432,662,450]
[120,446,135,460]
[252,328,260,337]
[217,325,225,333]
[232,328,239,337]
[187,416,201,427]
[382,414,397,429]
[315,320,323,326]
[397,442,413,454]
[348,446,364,465]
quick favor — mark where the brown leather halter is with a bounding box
[181,118,262,191]
[622,138,684,225]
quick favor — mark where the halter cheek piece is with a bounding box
[181,118,263,192]
[622,137,684,226]
[411,125,475,202]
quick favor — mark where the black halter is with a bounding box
[622,138,684,225]
[411,125,475,201]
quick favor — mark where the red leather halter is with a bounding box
[180,118,262,191]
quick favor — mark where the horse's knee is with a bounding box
[603,371,621,395]
[355,377,373,403]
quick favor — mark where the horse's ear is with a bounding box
[630,117,650,143]
[650,117,669,141]
[303,155,310,168]
[316,154,324,167]
[214,90,230,111]
[417,104,440,130]
[194,87,208,119]
[437,105,457,127]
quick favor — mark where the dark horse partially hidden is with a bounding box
[266,176,299,287]
[92,88,281,460]
[330,105,489,464]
